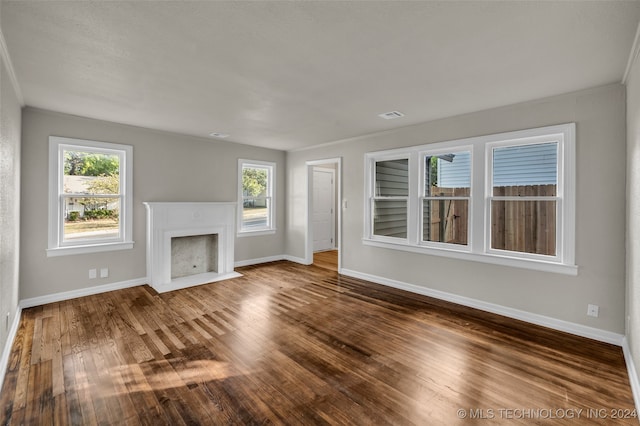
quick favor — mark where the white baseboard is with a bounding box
[0,306,22,394]
[284,255,311,265]
[234,255,285,267]
[340,268,624,346]
[622,338,640,412]
[19,277,148,309]
[235,254,312,267]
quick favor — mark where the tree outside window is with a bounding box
[238,160,275,234]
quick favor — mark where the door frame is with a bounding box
[306,157,342,272]
[312,167,336,252]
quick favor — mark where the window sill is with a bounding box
[47,241,134,257]
[362,238,577,275]
[237,229,276,238]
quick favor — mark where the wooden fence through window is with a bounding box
[426,184,556,255]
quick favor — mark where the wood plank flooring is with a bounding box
[313,250,338,272]
[0,260,636,424]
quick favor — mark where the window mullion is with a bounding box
[471,143,485,255]
[408,152,419,245]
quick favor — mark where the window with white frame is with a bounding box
[364,123,576,274]
[238,159,275,235]
[421,149,471,248]
[372,157,409,239]
[48,136,133,256]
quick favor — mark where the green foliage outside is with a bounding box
[81,171,120,217]
[64,151,119,177]
[65,154,121,222]
[242,167,267,197]
[429,156,438,187]
[86,174,120,194]
[83,209,118,220]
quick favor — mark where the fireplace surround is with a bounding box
[143,202,241,293]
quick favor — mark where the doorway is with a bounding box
[312,167,335,252]
[306,158,341,272]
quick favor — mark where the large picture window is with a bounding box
[48,136,133,256]
[238,159,276,235]
[364,124,576,274]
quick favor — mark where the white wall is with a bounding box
[20,108,286,300]
[0,23,22,364]
[287,83,627,333]
[626,50,640,386]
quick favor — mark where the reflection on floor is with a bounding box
[313,249,338,272]
[0,260,635,424]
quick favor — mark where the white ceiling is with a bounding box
[2,1,640,151]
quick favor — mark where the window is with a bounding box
[488,141,559,258]
[48,136,133,256]
[238,159,275,235]
[421,150,471,247]
[372,158,409,239]
[364,124,576,274]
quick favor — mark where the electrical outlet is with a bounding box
[89,269,97,279]
[587,304,599,318]
[100,268,109,278]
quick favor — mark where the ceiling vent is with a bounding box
[378,111,405,120]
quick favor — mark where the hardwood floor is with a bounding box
[0,261,636,425]
[313,250,338,272]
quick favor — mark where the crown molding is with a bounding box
[0,25,24,106]
[623,20,640,85]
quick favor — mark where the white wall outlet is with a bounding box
[89,269,97,279]
[100,267,109,278]
[587,304,599,318]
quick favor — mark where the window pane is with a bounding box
[242,197,269,230]
[426,151,470,197]
[423,199,468,245]
[376,159,408,197]
[242,166,269,197]
[491,200,556,256]
[373,200,407,238]
[63,150,120,195]
[64,197,120,241]
[492,142,557,196]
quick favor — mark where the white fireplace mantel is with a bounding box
[143,202,241,293]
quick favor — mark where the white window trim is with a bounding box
[47,136,134,257]
[237,159,276,236]
[363,123,577,275]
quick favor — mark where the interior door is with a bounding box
[312,168,335,252]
